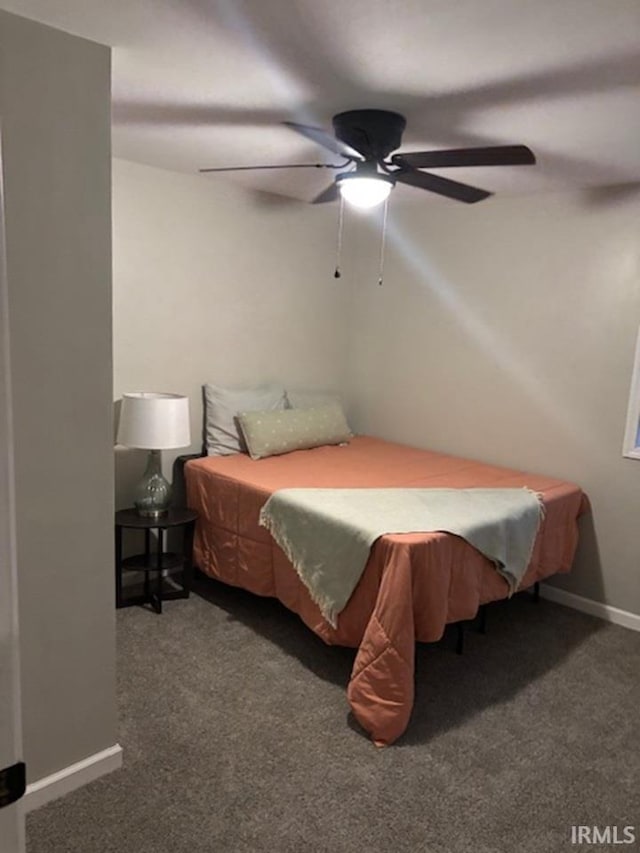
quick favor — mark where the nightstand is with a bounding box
[115,507,197,613]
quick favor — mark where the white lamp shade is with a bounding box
[338,175,393,209]
[117,392,191,450]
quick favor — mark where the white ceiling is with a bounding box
[2,0,640,204]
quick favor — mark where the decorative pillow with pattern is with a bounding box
[237,402,352,460]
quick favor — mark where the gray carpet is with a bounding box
[27,575,640,853]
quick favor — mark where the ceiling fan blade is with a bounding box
[394,169,492,204]
[283,121,363,160]
[199,162,343,173]
[311,183,340,204]
[392,145,535,169]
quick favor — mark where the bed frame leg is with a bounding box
[456,622,465,655]
[532,581,540,604]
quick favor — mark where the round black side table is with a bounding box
[115,507,197,614]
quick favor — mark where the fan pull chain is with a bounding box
[334,196,345,279]
[377,196,389,286]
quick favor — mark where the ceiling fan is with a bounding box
[200,109,536,208]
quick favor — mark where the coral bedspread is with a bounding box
[185,436,586,746]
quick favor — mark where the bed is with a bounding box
[185,435,587,745]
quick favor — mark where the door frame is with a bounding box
[0,122,26,851]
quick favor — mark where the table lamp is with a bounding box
[117,392,191,517]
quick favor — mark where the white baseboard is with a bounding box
[540,584,640,632]
[23,743,123,812]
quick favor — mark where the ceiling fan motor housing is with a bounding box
[332,110,406,160]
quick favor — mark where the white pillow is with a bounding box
[203,383,286,456]
[285,389,343,410]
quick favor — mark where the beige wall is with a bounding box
[113,158,349,507]
[0,11,116,781]
[346,191,640,616]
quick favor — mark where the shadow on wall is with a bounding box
[114,446,145,511]
[545,508,605,607]
[113,398,146,511]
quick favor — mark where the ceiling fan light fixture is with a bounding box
[338,174,393,209]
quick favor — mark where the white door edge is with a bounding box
[0,120,26,851]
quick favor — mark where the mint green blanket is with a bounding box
[259,488,543,627]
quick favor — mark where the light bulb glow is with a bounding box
[338,176,392,209]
